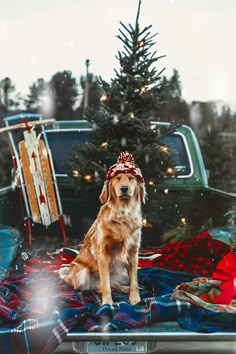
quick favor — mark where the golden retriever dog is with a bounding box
[59,152,146,305]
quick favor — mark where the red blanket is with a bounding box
[212,251,236,304]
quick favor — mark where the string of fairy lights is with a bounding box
[73,86,176,183]
[72,139,175,184]
[72,92,183,227]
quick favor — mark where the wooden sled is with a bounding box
[1,115,67,248]
[19,141,41,225]
[19,136,59,226]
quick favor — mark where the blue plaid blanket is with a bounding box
[0,266,194,354]
[0,265,234,353]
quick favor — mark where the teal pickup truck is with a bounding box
[16,118,236,244]
[0,115,236,354]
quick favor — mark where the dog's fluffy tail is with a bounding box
[59,266,70,279]
[59,263,100,291]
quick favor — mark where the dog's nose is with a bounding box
[120,185,129,194]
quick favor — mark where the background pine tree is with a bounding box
[68,0,180,196]
[201,125,234,191]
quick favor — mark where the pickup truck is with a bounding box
[0,114,236,354]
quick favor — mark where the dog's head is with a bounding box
[100,152,146,205]
[100,173,146,205]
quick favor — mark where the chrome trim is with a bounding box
[44,128,93,133]
[173,132,194,179]
[64,330,236,342]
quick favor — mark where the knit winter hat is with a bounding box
[106,151,144,183]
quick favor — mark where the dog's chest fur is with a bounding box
[92,204,142,264]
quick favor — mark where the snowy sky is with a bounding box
[1,0,236,106]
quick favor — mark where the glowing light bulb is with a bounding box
[166,167,174,174]
[101,141,108,148]
[129,112,135,119]
[142,218,147,227]
[100,92,108,102]
[84,174,92,182]
[140,86,146,93]
[160,146,168,153]
[72,169,80,177]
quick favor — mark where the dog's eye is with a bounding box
[115,176,121,181]
[129,176,135,180]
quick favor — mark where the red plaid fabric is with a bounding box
[152,231,230,277]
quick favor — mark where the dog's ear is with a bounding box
[99,180,110,204]
[140,182,147,204]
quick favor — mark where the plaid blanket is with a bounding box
[172,276,236,332]
[0,263,194,354]
[153,232,230,276]
[172,278,236,312]
[0,230,234,354]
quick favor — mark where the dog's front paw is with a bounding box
[129,293,140,305]
[102,296,113,305]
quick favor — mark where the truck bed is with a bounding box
[0,232,236,354]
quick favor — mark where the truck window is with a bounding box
[46,130,192,178]
[46,130,92,175]
[160,134,192,176]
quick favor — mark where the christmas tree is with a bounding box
[68,0,180,196]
